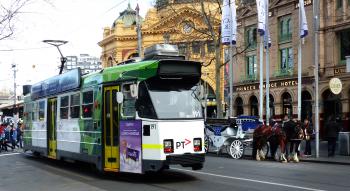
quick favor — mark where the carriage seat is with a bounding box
[206,125,236,136]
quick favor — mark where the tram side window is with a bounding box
[38,101,45,121]
[60,96,69,119]
[121,84,136,118]
[70,93,80,118]
[33,102,38,121]
[82,91,93,118]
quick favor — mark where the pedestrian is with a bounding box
[10,125,17,151]
[303,118,313,156]
[16,122,23,148]
[325,115,341,157]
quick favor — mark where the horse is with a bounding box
[285,121,305,162]
[253,123,288,162]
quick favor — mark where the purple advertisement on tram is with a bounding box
[120,120,142,173]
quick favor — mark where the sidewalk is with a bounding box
[298,140,350,165]
[242,140,350,165]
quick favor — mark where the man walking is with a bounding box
[325,115,341,157]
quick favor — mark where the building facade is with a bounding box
[233,0,350,137]
[64,54,102,74]
[98,1,222,117]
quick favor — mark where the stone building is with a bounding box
[98,1,223,117]
[233,0,350,137]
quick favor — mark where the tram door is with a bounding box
[103,86,120,171]
[47,98,57,159]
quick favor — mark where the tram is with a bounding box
[23,44,205,174]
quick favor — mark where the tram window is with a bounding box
[60,96,69,119]
[121,84,136,118]
[38,101,45,121]
[82,91,93,118]
[32,102,38,121]
[70,93,80,118]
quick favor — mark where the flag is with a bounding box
[221,0,236,45]
[299,0,308,38]
[256,0,266,36]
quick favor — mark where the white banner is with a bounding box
[299,0,308,38]
[256,0,266,36]
[221,0,231,45]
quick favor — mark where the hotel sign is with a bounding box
[234,78,312,92]
[329,77,342,95]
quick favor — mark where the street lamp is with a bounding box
[43,40,68,74]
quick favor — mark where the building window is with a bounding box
[178,43,187,55]
[82,91,93,118]
[192,41,200,54]
[207,40,215,53]
[70,93,80,118]
[60,96,69,119]
[246,55,257,76]
[339,29,350,64]
[279,16,292,42]
[280,47,293,70]
[246,26,257,49]
[337,0,343,8]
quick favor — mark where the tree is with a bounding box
[0,0,31,41]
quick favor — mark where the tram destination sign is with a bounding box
[233,78,313,92]
[31,68,81,100]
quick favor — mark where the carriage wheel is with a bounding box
[228,140,244,159]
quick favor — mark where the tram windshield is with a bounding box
[136,80,203,119]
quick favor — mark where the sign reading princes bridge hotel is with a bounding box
[234,77,313,92]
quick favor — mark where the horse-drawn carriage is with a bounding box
[204,116,261,159]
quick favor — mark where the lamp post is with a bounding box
[12,63,17,117]
[43,40,68,74]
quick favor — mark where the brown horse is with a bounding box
[253,123,288,162]
[253,121,305,162]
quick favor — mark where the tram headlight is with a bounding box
[193,138,202,152]
[163,139,174,153]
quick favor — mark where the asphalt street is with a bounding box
[0,152,349,191]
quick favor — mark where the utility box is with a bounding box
[339,132,350,156]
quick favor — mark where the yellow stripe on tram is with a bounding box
[142,144,163,150]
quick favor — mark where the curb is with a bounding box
[300,158,350,165]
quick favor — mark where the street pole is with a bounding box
[229,42,233,118]
[12,64,16,118]
[259,39,264,122]
[136,4,142,58]
[265,0,270,126]
[313,0,320,158]
[297,5,302,121]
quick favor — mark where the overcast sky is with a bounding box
[0,0,153,93]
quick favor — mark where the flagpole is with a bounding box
[265,0,270,126]
[313,0,320,158]
[259,39,264,121]
[298,1,302,121]
[229,42,233,118]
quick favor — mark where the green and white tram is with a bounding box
[23,44,205,174]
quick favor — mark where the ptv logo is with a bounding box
[175,139,191,149]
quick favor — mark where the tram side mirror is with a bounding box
[130,84,138,98]
[116,92,124,104]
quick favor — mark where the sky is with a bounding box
[0,0,153,94]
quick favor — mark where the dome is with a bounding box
[112,3,143,28]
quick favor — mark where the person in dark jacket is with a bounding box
[303,118,313,156]
[325,115,341,157]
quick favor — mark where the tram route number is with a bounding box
[176,139,191,149]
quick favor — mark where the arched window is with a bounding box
[282,92,293,118]
[234,97,244,116]
[249,95,258,116]
[301,91,312,122]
